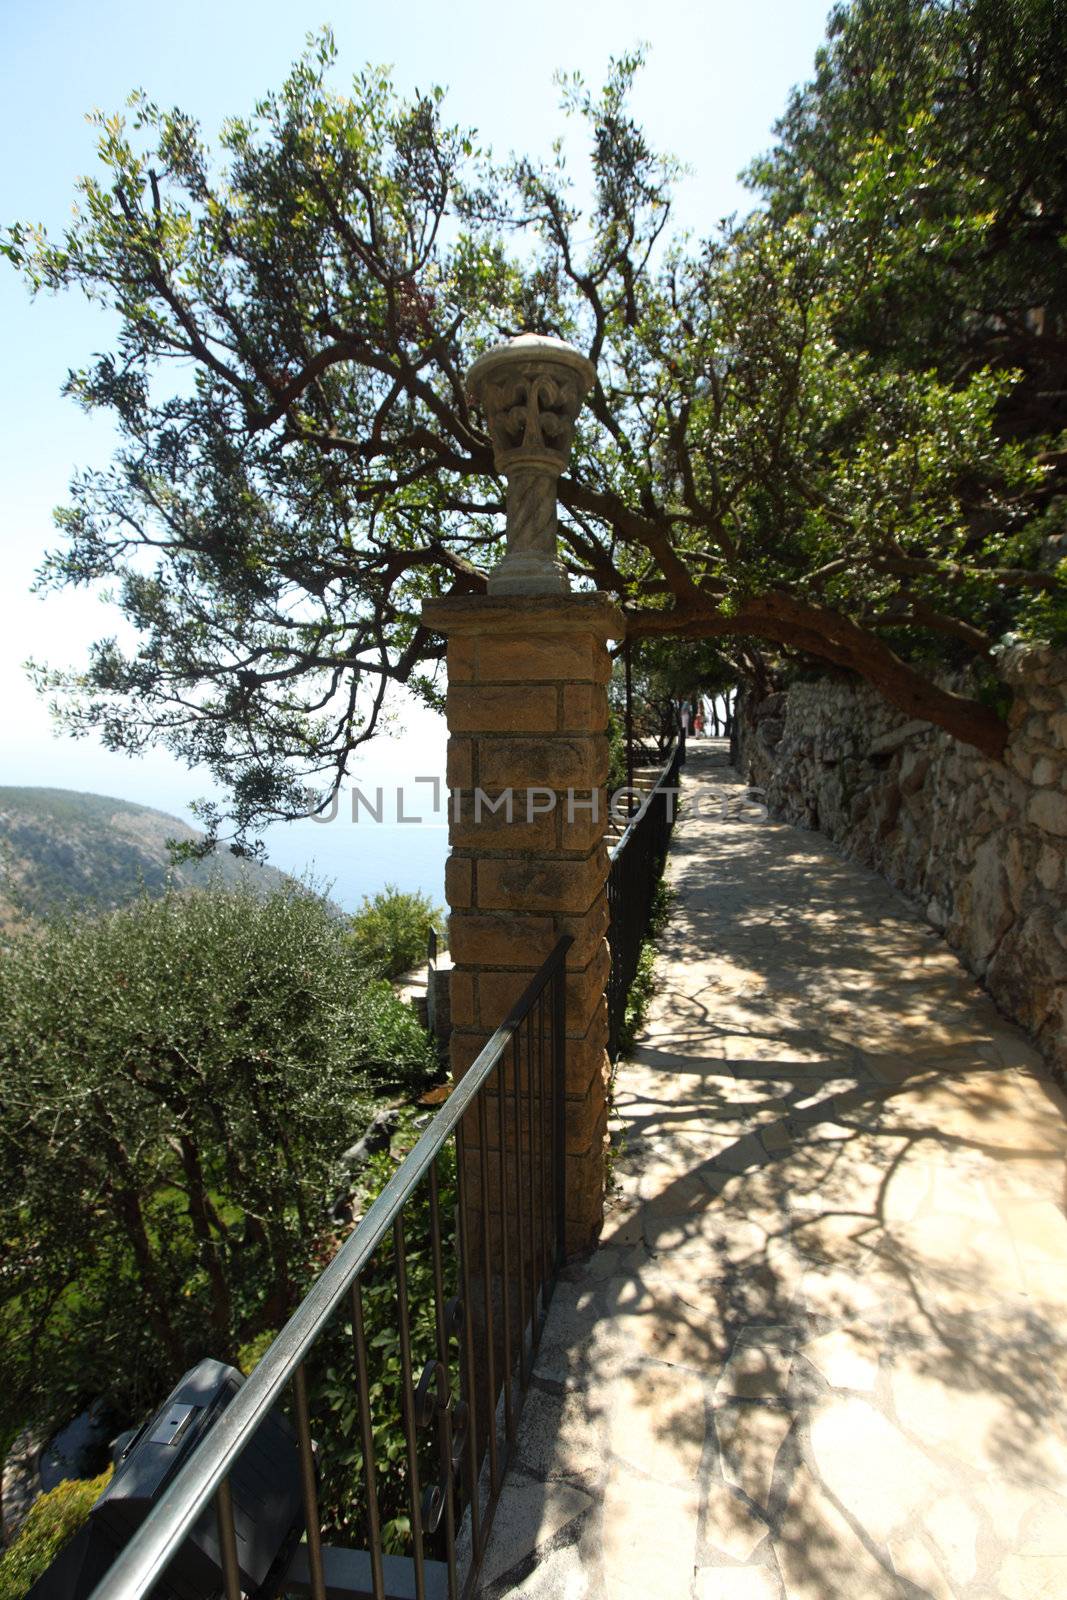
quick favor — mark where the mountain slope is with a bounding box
[0,788,288,919]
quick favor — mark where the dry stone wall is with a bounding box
[738,646,1067,1075]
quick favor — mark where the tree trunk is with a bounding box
[100,1160,184,1367]
[178,1134,234,1354]
[88,1094,185,1365]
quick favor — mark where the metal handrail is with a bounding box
[606,741,682,1061]
[609,739,680,863]
[89,936,573,1600]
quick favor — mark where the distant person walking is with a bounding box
[678,698,691,762]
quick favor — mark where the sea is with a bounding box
[259,705,450,912]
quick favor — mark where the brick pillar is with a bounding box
[421,591,622,1255]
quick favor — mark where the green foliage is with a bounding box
[750,0,1067,410]
[309,1129,457,1551]
[648,875,675,941]
[0,1471,112,1600]
[347,885,445,980]
[721,0,1067,673]
[606,708,627,794]
[0,882,432,1447]
[349,976,440,1092]
[619,941,659,1061]
[236,1329,278,1376]
[609,875,674,1196]
[220,1115,455,1556]
[618,879,674,1057]
[612,642,737,754]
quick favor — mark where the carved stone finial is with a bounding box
[468,333,595,596]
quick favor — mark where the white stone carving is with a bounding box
[467,333,595,595]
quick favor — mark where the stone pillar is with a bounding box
[422,332,619,1255]
[421,593,622,1255]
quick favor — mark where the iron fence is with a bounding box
[606,743,682,1061]
[87,936,572,1600]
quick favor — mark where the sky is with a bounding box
[0,0,833,902]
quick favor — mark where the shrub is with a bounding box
[618,878,674,1057]
[347,885,445,979]
[227,1118,457,1555]
[0,882,433,1450]
[309,1128,457,1552]
[0,1471,111,1600]
[236,1328,278,1376]
[351,977,438,1090]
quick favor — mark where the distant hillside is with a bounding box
[0,788,289,920]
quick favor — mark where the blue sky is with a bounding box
[0,0,832,895]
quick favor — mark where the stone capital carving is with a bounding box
[467,334,595,596]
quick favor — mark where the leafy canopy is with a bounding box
[6,5,1066,843]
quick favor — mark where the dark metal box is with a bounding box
[31,1359,302,1600]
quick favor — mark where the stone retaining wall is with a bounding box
[738,647,1067,1074]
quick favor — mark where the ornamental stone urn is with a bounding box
[467,333,596,596]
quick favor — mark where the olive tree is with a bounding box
[0,881,432,1436]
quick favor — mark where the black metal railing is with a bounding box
[606,743,682,1061]
[87,937,572,1600]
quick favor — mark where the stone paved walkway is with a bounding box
[477,743,1067,1599]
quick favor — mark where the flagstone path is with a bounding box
[477,741,1067,1599]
